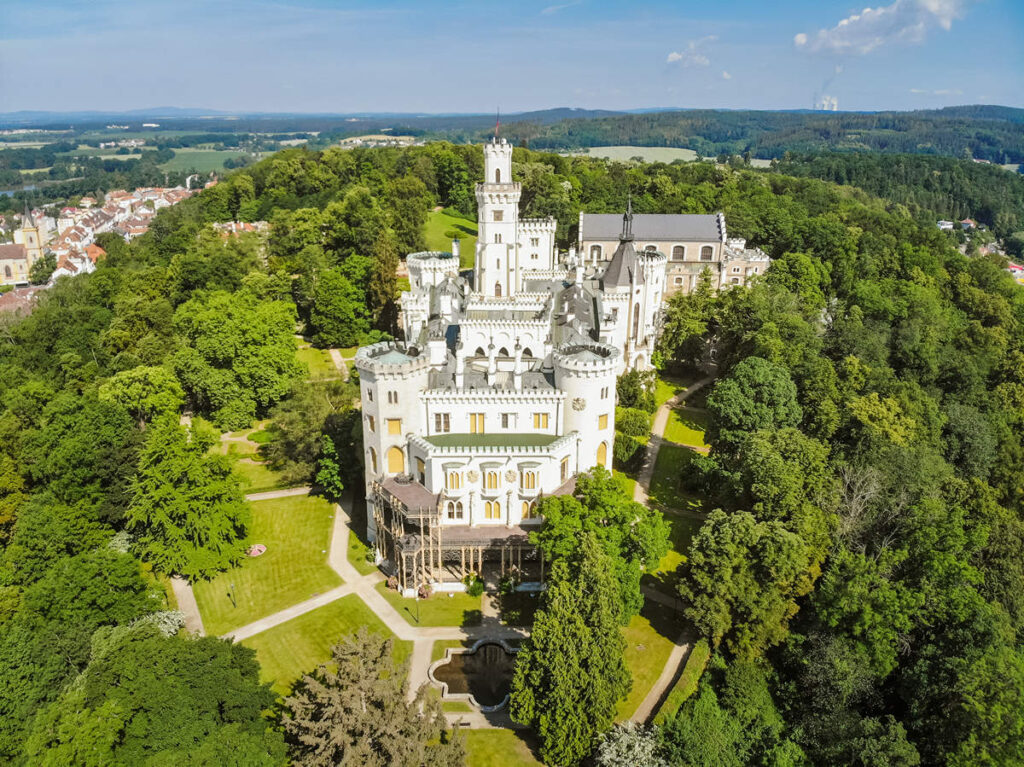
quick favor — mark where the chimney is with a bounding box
[452,238,460,260]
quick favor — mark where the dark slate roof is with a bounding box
[601,238,643,288]
[582,213,723,242]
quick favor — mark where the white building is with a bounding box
[357,138,768,595]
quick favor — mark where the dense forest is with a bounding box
[774,152,1024,242]
[495,105,1024,163]
[0,141,1020,764]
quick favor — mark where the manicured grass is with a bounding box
[648,444,704,513]
[616,605,683,721]
[214,438,259,457]
[462,730,543,767]
[655,373,700,408]
[159,148,248,173]
[242,595,411,695]
[663,407,709,448]
[249,429,271,444]
[193,494,341,635]
[231,458,293,493]
[374,581,483,627]
[431,639,471,664]
[337,345,359,358]
[347,529,378,576]
[424,209,477,269]
[654,638,711,725]
[295,344,338,379]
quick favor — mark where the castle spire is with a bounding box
[620,194,633,242]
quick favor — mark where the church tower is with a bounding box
[18,206,43,266]
[474,138,520,298]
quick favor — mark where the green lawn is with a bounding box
[655,373,700,408]
[347,529,378,576]
[616,605,683,721]
[663,407,709,448]
[648,444,704,513]
[374,581,483,627]
[159,148,249,173]
[583,146,699,164]
[463,730,543,767]
[295,344,338,379]
[613,469,638,499]
[424,209,477,269]
[193,494,341,635]
[643,512,702,599]
[241,595,411,696]
[231,458,294,493]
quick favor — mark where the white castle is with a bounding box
[356,138,766,594]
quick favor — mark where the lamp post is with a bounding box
[415,592,421,624]
[229,582,236,608]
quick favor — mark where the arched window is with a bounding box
[644,244,657,253]
[499,347,509,357]
[494,233,502,244]
[632,303,641,340]
[589,244,602,260]
[369,447,377,473]
[700,245,714,261]
[522,500,537,519]
[3,266,10,279]
[672,245,685,261]
[446,501,456,519]
[386,446,404,474]
[495,168,501,183]
[447,471,461,490]
[416,457,425,484]
[486,470,499,490]
[597,441,608,468]
[494,282,502,297]
[485,500,501,519]
[520,470,537,490]
[475,347,485,357]
[455,501,463,519]
[522,347,534,358]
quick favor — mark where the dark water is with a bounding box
[433,643,516,706]
[0,184,36,197]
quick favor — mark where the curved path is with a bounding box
[629,374,714,724]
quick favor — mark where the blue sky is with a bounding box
[1,0,1020,113]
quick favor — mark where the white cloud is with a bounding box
[666,36,717,67]
[541,1,581,15]
[721,71,732,80]
[794,0,974,56]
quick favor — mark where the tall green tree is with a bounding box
[511,534,630,767]
[98,365,184,429]
[126,416,250,579]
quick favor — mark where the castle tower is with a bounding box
[474,138,520,299]
[553,342,619,473]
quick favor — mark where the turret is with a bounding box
[553,342,619,472]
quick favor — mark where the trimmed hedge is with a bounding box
[653,638,711,725]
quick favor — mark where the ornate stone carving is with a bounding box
[572,397,586,411]
[504,469,518,483]
[466,470,480,483]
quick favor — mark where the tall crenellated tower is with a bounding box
[474,138,520,299]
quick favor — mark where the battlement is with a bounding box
[553,341,620,373]
[354,342,433,376]
[408,250,458,265]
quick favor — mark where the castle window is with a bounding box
[560,457,570,482]
[600,386,608,399]
[3,266,9,279]
[387,390,399,404]
[590,244,602,260]
[672,245,685,261]
[446,471,462,490]
[469,413,485,433]
[533,413,549,429]
[416,457,425,484]
[700,245,714,261]
[434,413,451,433]
[366,388,373,402]
[521,470,537,490]
[501,413,512,429]
[486,470,499,490]
[494,282,502,297]
[494,233,502,244]
[369,448,377,473]
[447,501,464,520]
[484,500,501,519]
[597,441,608,467]
[522,500,537,519]
[387,418,402,435]
[530,237,539,247]
[674,277,683,286]
[633,303,641,340]
[386,446,404,474]
[522,347,534,358]
[493,210,504,222]
[474,347,485,357]
[495,168,501,183]
[645,244,657,253]
[731,277,740,284]
[499,347,509,357]
[732,266,741,273]
[367,415,375,432]
[531,253,538,260]
[598,414,608,430]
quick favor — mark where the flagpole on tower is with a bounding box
[496,107,500,139]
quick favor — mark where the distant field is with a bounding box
[582,146,699,163]
[159,148,247,173]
